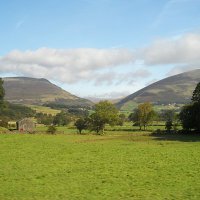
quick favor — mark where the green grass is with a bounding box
[35,122,168,134]
[120,101,138,112]
[120,101,184,113]
[36,125,79,134]
[0,131,200,200]
[27,105,61,115]
[0,126,9,132]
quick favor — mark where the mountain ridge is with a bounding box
[117,69,200,110]
[2,77,93,107]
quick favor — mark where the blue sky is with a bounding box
[0,0,200,99]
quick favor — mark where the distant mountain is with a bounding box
[3,77,93,107]
[117,69,200,110]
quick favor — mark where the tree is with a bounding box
[160,109,175,122]
[68,108,89,117]
[74,118,88,134]
[36,113,53,125]
[165,120,173,132]
[179,103,200,131]
[129,102,155,130]
[53,111,71,126]
[160,109,179,132]
[88,101,119,134]
[128,109,140,128]
[179,82,200,131]
[191,82,200,103]
[118,113,126,126]
[0,102,35,121]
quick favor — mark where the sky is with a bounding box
[0,0,200,99]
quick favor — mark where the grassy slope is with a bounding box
[0,131,200,200]
[27,105,61,115]
[3,77,93,107]
[119,101,184,113]
[117,69,200,111]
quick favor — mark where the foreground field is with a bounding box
[0,132,200,200]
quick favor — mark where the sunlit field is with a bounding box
[1,129,200,200]
[27,105,61,115]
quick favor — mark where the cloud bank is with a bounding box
[141,33,200,66]
[0,48,135,83]
[1,33,200,86]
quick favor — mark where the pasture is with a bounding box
[0,130,200,200]
[26,105,61,115]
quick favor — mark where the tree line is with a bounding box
[0,78,90,128]
[0,79,36,127]
[74,82,200,134]
[1,77,200,134]
[179,82,200,132]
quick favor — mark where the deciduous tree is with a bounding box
[88,101,119,134]
[53,111,71,126]
[129,102,155,130]
[74,118,88,134]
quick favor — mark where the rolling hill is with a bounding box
[117,69,200,110]
[3,77,93,107]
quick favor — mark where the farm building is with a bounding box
[17,118,35,133]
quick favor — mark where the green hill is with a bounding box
[3,77,93,107]
[117,69,200,110]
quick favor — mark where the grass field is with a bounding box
[120,101,183,114]
[27,105,61,115]
[0,130,200,200]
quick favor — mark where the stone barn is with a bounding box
[17,118,35,133]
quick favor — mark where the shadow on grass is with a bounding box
[106,128,143,132]
[151,131,200,142]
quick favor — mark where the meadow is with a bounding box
[26,105,61,115]
[1,128,200,200]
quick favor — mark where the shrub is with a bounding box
[165,120,173,132]
[46,125,57,134]
[0,119,8,128]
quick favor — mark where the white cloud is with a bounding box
[0,48,135,84]
[2,32,200,89]
[93,69,151,86]
[85,90,131,100]
[141,33,200,66]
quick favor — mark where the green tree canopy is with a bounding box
[74,118,88,134]
[165,120,173,132]
[179,82,200,131]
[53,111,71,126]
[129,102,155,130]
[191,82,200,103]
[88,101,119,134]
[179,103,200,131]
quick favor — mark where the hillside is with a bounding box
[3,77,93,107]
[117,69,200,110]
